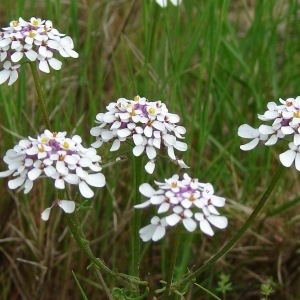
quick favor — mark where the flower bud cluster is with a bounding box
[238,96,300,170]
[0,17,78,85]
[90,96,189,174]
[135,174,228,241]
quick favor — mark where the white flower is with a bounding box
[0,129,106,197]
[58,36,79,58]
[90,96,188,174]
[41,199,75,221]
[135,173,227,241]
[238,124,268,150]
[0,61,20,85]
[11,44,38,62]
[238,96,300,171]
[194,213,228,236]
[0,16,78,85]
[153,0,182,7]
[279,142,300,171]
[166,206,197,232]
[258,123,285,146]
[139,216,167,242]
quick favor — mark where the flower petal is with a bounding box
[166,213,181,226]
[279,150,296,167]
[240,138,259,151]
[208,215,228,229]
[79,181,94,198]
[85,173,106,187]
[139,183,156,197]
[145,160,155,174]
[183,218,197,232]
[152,226,166,241]
[58,200,76,213]
[200,219,214,236]
[41,207,52,221]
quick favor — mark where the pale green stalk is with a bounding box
[131,155,143,295]
[161,225,181,299]
[28,62,52,131]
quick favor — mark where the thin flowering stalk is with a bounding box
[57,188,113,299]
[63,186,148,290]
[170,164,285,294]
[29,61,51,130]
[64,212,128,284]
[132,155,143,292]
[93,269,114,300]
[162,225,181,299]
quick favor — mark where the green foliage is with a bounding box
[216,273,233,300]
[260,278,275,300]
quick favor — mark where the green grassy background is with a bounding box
[1,0,300,299]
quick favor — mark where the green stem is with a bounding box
[59,186,123,286]
[60,187,147,290]
[93,266,114,300]
[132,155,143,293]
[194,283,221,300]
[176,164,285,290]
[65,212,131,288]
[29,62,52,130]
[162,225,181,299]
[62,187,113,298]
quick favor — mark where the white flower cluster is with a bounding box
[238,96,300,170]
[0,17,78,85]
[135,174,228,242]
[0,130,106,219]
[152,0,182,7]
[90,96,189,174]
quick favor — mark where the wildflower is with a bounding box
[0,61,20,85]
[152,0,182,7]
[0,17,78,85]
[139,216,168,242]
[238,96,300,170]
[90,96,189,174]
[238,124,268,150]
[279,142,300,171]
[135,173,228,241]
[41,199,75,221]
[0,129,105,199]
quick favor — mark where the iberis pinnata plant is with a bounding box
[0,17,78,85]
[0,130,105,220]
[90,96,189,174]
[134,173,228,241]
[152,0,182,8]
[238,96,300,170]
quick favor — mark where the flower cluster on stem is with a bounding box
[90,96,189,174]
[0,130,105,218]
[0,17,78,85]
[238,96,300,170]
[135,173,228,242]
